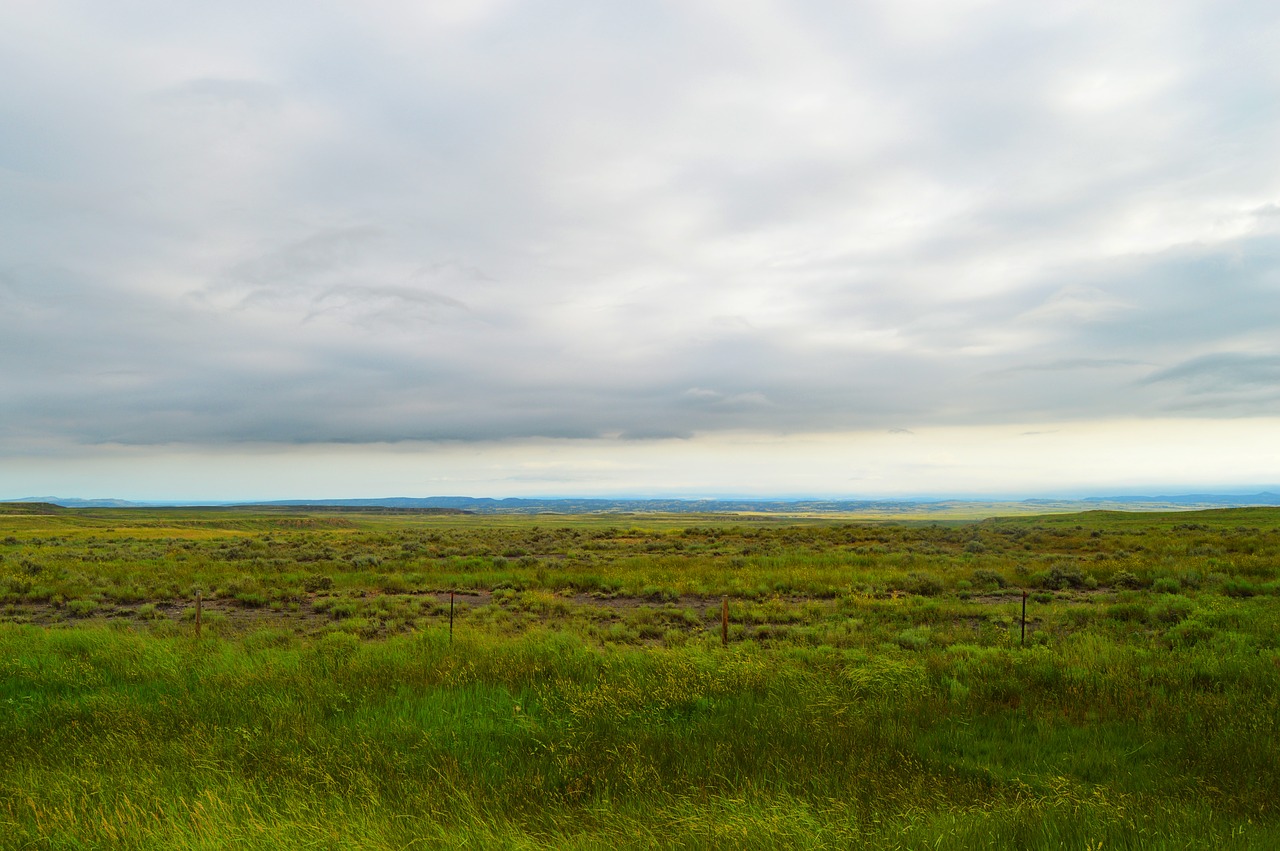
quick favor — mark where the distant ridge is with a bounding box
[1082,492,1280,506]
[238,502,472,516]
[9,496,146,508]
[0,502,65,514]
[247,496,949,514]
[244,493,1280,514]
[8,493,1280,514]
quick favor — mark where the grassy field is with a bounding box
[1,504,1278,848]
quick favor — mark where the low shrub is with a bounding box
[303,574,333,592]
[1150,597,1194,624]
[136,603,163,620]
[1222,579,1257,598]
[66,599,98,618]
[1167,618,1215,647]
[889,572,944,597]
[375,574,409,594]
[1033,563,1086,590]
[894,626,931,651]
[329,600,358,619]
[971,568,1006,589]
[1112,570,1143,589]
[1107,601,1147,623]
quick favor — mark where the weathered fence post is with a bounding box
[195,590,202,639]
[1021,590,1027,646]
[721,596,728,646]
[449,591,455,644]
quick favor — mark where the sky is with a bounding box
[3,0,1280,501]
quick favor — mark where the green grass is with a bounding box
[1,506,1279,848]
[5,506,1280,612]
[1,624,1276,848]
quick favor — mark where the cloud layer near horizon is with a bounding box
[3,1,1280,488]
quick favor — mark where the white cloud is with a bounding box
[4,419,1279,501]
[3,0,1280,496]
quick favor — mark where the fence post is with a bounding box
[1021,590,1027,646]
[721,596,728,646]
[195,590,202,639]
[449,591,455,644]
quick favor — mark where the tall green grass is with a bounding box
[2,622,1277,849]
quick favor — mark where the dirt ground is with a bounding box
[0,587,1083,639]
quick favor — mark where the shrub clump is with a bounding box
[1151,597,1194,624]
[66,599,99,618]
[1107,601,1148,623]
[328,600,358,619]
[1167,618,1214,647]
[303,574,333,592]
[1222,578,1257,598]
[889,572,944,597]
[894,626,931,651]
[1112,570,1143,590]
[971,569,1007,589]
[1033,563,1086,590]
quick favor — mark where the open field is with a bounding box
[2,504,1279,848]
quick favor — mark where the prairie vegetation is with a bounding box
[1,505,1278,848]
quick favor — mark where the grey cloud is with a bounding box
[221,227,387,295]
[201,227,482,332]
[679,388,772,408]
[1146,353,1280,388]
[154,78,283,115]
[617,428,693,441]
[995,359,1145,375]
[303,284,469,326]
[4,2,1280,455]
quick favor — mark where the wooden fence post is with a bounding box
[449,591,455,644]
[721,596,728,646]
[195,590,202,639]
[1021,590,1027,646]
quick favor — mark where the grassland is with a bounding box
[1,504,1278,848]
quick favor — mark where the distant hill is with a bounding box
[1082,492,1280,506]
[8,493,1280,515]
[245,493,1280,515]
[247,496,940,514]
[9,496,147,508]
[236,503,472,516]
[0,502,65,514]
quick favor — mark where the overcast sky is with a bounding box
[4,0,1280,500]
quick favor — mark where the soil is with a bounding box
[0,586,1117,637]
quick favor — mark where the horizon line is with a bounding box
[8,489,1280,507]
